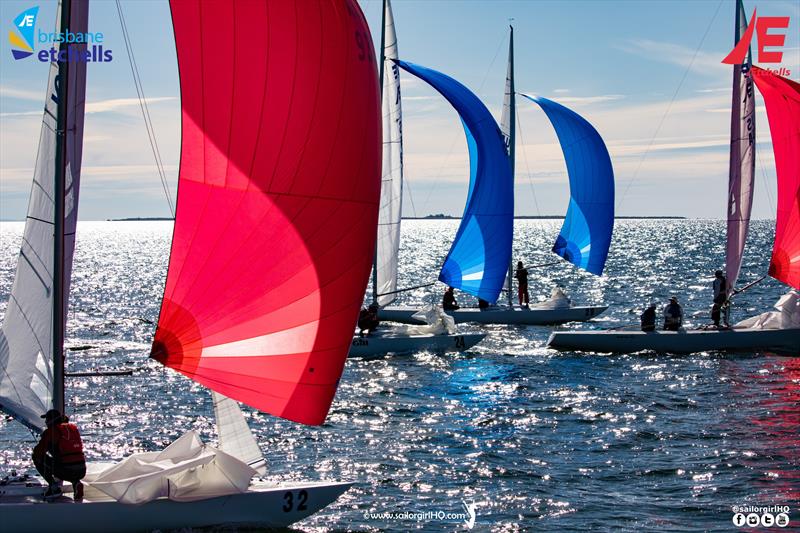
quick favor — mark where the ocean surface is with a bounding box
[0,219,798,532]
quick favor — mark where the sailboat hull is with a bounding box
[547,328,800,354]
[379,305,607,326]
[349,332,486,359]
[1,480,352,532]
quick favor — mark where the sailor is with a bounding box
[640,303,657,332]
[478,298,490,310]
[514,261,530,307]
[357,303,380,336]
[32,409,86,501]
[663,296,684,331]
[711,269,728,327]
[443,286,460,311]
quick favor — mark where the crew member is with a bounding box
[33,409,86,501]
[514,261,530,307]
[443,287,459,310]
[711,269,728,327]
[640,303,657,332]
[357,303,380,336]
[663,296,683,331]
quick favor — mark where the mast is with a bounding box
[52,0,72,416]
[372,0,388,305]
[504,25,516,306]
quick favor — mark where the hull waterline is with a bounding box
[379,306,607,326]
[349,332,486,359]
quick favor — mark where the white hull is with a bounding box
[547,328,800,354]
[379,305,607,326]
[349,331,486,359]
[2,480,351,532]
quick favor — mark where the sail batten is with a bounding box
[519,94,614,275]
[751,68,800,290]
[396,61,513,303]
[0,0,88,431]
[725,0,756,294]
[153,0,381,426]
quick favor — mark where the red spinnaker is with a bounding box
[152,0,381,425]
[751,67,800,290]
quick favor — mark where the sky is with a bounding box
[0,0,798,221]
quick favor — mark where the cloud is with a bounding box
[1,96,176,118]
[0,85,44,101]
[518,93,626,106]
[616,39,728,76]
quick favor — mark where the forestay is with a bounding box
[519,94,614,276]
[151,0,381,426]
[751,68,800,290]
[0,0,88,431]
[396,61,513,303]
[375,0,404,307]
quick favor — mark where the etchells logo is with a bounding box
[9,5,38,60]
[722,7,791,76]
[8,5,113,63]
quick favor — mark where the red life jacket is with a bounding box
[53,423,85,464]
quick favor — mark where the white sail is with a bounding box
[725,0,756,293]
[0,0,88,431]
[375,0,404,307]
[212,391,266,475]
[500,26,515,305]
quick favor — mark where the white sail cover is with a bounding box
[735,290,800,330]
[212,391,266,475]
[375,0,404,307]
[0,0,88,431]
[725,0,756,294]
[86,431,255,504]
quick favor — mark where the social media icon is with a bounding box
[747,513,761,527]
[776,513,790,527]
[762,513,775,527]
[733,513,746,527]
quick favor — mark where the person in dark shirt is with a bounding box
[711,269,728,327]
[514,261,530,307]
[33,409,86,501]
[478,298,489,310]
[640,303,657,332]
[663,297,684,331]
[443,287,459,310]
[357,303,380,336]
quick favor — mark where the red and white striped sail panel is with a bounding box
[751,67,800,290]
[152,0,381,425]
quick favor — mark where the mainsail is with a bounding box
[500,25,516,306]
[0,0,88,431]
[751,68,800,290]
[725,0,756,294]
[519,94,614,275]
[152,0,381,426]
[396,61,513,303]
[375,0,404,307]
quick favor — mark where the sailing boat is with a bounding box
[2,0,380,529]
[548,1,800,354]
[380,25,614,326]
[349,0,485,358]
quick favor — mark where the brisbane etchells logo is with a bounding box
[9,5,39,60]
[8,5,112,63]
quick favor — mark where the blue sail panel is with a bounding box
[520,94,614,275]
[397,60,513,303]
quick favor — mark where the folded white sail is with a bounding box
[736,290,800,330]
[0,0,88,431]
[86,431,255,504]
[212,391,266,475]
[375,0,404,307]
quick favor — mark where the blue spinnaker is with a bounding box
[397,60,513,303]
[520,94,614,275]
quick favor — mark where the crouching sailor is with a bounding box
[663,296,684,331]
[33,409,86,501]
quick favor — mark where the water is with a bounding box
[0,219,797,532]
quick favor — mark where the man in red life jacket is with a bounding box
[32,409,86,501]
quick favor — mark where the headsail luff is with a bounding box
[751,68,800,290]
[725,0,756,294]
[0,0,88,432]
[375,0,404,307]
[152,0,381,426]
[212,392,266,475]
[500,25,515,306]
[396,61,514,304]
[519,94,614,276]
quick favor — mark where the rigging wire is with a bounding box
[115,0,175,218]
[615,0,724,211]
[513,106,542,217]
